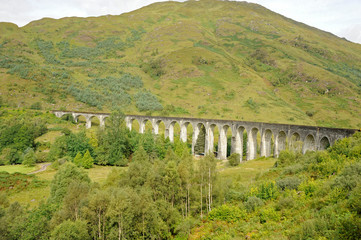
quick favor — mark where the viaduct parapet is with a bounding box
[52,110,357,161]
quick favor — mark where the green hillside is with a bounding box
[1,0,361,128]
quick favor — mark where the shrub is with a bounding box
[299,179,317,197]
[256,181,279,200]
[276,176,302,191]
[276,196,295,210]
[22,148,36,167]
[228,153,240,166]
[259,207,281,223]
[82,150,94,169]
[244,196,264,212]
[348,184,361,214]
[134,90,163,112]
[276,150,298,167]
[208,204,246,222]
[333,162,361,191]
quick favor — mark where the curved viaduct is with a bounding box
[52,110,357,161]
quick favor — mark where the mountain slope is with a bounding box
[0,0,361,128]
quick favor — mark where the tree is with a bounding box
[198,154,217,216]
[49,163,91,205]
[178,149,194,217]
[73,152,83,167]
[228,153,240,167]
[82,150,94,169]
[22,148,36,167]
[50,220,90,240]
[194,125,205,155]
[83,189,110,240]
[96,110,130,166]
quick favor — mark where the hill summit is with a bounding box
[0,0,361,128]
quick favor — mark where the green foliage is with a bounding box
[276,176,302,191]
[194,125,205,154]
[208,204,246,222]
[228,153,240,166]
[22,148,36,167]
[134,90,163,112]
[82,150,94,169]
[49,162,90,205]
[348,185,361,214]
[333,162,361,191]
[255,181,279,201]
[48,131,93,161]
[73,152,83,167]
[244,196,264,212]
[51,220,90,240]
[259,207,280,223]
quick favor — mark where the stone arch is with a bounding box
[130,118,140,132]
[261,129,273,157]
[60,113,74,122]
[303,134,316,153]
[247,127,259,160]
[319,136,330,150]
[217,124,231,160]
[275,131,287,157]
[166,120,180,142]
[231,126,245,162]
[193,122,206,155]
[289,132,302,152]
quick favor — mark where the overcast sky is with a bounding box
[0,0,360,44]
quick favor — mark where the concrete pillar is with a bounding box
[125,117,132,131]
[85,116,92,129]
[139,120,146,134]
[168,122,175,143]
[247,128,258,160]
[231,127,244,162]
[205,124,214,155]
[192,124,200,155]
[99,115,106,128]
[152,119,159,134]
[72,113,78,123]
[180,122,188,143]
[217,125,228,160]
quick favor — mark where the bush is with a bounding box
[134,90,163,112]
[50,220,90,240]
[276,176,302,191]
[208,204,246,222]
[22,148,36,167]
[259,207,281,223]
[228,153,240,166]
[276,196,295,210]
[348,184,361,214]
[256,181,279,200]
[244,196,264,212]
[333,162,361,191]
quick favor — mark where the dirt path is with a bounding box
[28,163,51,174]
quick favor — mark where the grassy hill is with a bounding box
[1,0,361,128]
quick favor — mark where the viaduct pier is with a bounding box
[52,110,357,161]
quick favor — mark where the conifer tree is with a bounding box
[73,152,83,167]
[194,125,206,155]
[82,150,94,169]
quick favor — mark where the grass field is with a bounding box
[0,164,39,174]
[3,164,126,208]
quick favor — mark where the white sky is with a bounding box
[0,0,360,44]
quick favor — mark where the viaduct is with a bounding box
[52,110,357,161]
